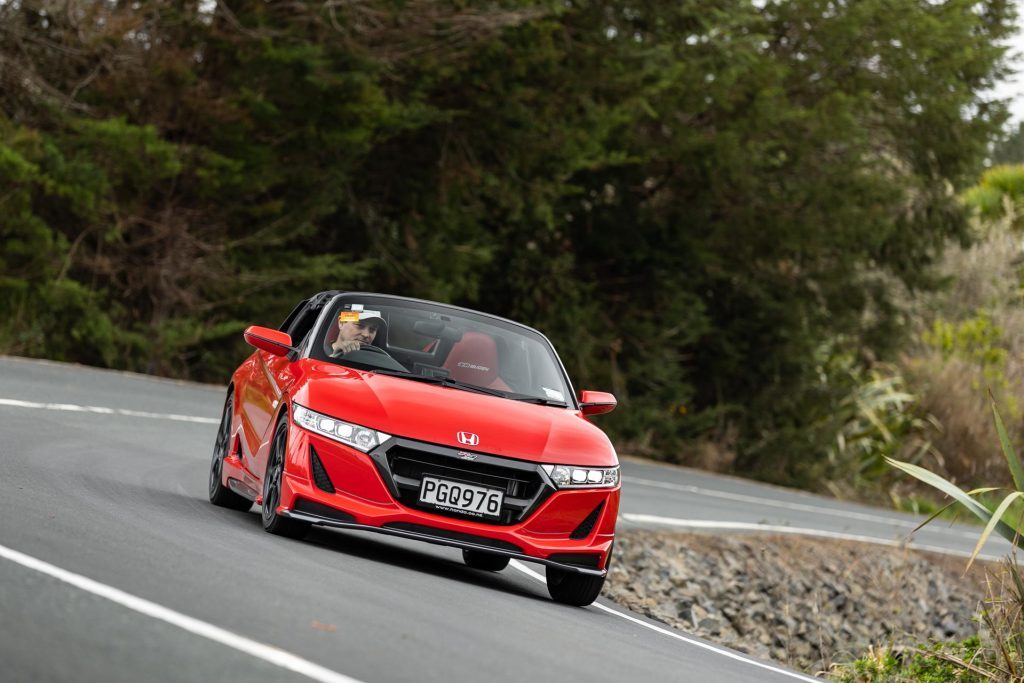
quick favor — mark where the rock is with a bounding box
[698,617,721,634]
[604,528,989,675]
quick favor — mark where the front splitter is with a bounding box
[280,509,607,577]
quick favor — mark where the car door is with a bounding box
[242,302,321,479]
[237,346,284,477]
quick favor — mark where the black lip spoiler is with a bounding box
[281,509,607,577]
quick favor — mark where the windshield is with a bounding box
[311,295,574,407]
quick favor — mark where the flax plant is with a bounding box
[887,394,1024,570]
[881,395,1024,681]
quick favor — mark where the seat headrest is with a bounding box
[442,331,501,386]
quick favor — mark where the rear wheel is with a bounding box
[545,567,606,606]
[261,414,310,539]
[208,392,252,511]
[462,549,510,572]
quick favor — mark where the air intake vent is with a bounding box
[569,501,604,540]
[310,445,335,493]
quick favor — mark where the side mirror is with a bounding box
[579,390,616,416]
[244,326,295,357]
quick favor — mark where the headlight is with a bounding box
[541,464,619,489]
[292,403,391,453]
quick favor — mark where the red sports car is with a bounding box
[209,291,620,605]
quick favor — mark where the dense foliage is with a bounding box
[0,0,1016,481]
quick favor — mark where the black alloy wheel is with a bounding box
[261,413,310,539]
[462,549,510,572]
[208,392,253,511]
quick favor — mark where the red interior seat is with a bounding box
[442,332,510,391]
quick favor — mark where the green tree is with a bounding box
[0,0,1017,482]
[992,121,1024,165]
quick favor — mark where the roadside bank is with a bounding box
[604,529,992,675]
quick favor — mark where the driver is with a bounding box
[329,310,386,356]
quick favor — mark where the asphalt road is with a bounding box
[617,458,1014,561]
[0,356,1010,682]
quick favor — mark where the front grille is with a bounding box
[376,441,552,525]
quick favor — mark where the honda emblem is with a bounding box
[457,431,479,446]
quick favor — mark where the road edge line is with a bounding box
[0,398,218,424]
[0,542,363,683]
[620,514,1004,562]
[508,560,819,683]
[624,476,980,538]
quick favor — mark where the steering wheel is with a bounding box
[353,342,397,361]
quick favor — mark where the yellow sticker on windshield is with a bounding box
[338,311,360,323]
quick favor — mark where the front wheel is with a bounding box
[209,392,253,511]
[462,549,510,572]
[545,567,605,606]
[261,414,310,540]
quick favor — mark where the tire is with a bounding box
[209,392,253,511]
[462,549,510,572]
[545,566,606,606]
[261,413,310,540]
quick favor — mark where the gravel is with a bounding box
[603,530,991,675]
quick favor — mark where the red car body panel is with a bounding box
[291,361,616,465]
[220,297,620,578]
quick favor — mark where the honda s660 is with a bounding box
[208,291,620,606]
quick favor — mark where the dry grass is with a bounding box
[977,558,1024,681]
[681,424,739,473]
[897,223,1024,489]
[902,354,1014,487]
[927,227,1024,317]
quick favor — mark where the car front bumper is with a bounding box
[275,428,619,576]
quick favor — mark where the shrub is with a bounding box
[831,638,984,683]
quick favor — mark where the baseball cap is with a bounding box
[338,308,386,329]
[358,310,385,330]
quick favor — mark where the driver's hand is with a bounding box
[332,339,363,354]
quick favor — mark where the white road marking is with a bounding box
[0,398,218,424]
[0,376,994,677]
[624,476,980,539]
[0,542,363,683]
[508,561,818,683]
[620,513,1005,562]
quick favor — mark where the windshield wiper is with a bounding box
[507,395,568,407]
[370,368,430,380]
[438,378,507,398]
[370,369,508,398]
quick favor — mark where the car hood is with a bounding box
[294,362,616,466]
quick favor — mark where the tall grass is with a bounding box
[878,401,1024,681]
[895,221,1024,492]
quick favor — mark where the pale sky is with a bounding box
[994,1,1024,123]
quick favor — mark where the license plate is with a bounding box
[419,477,503,519]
